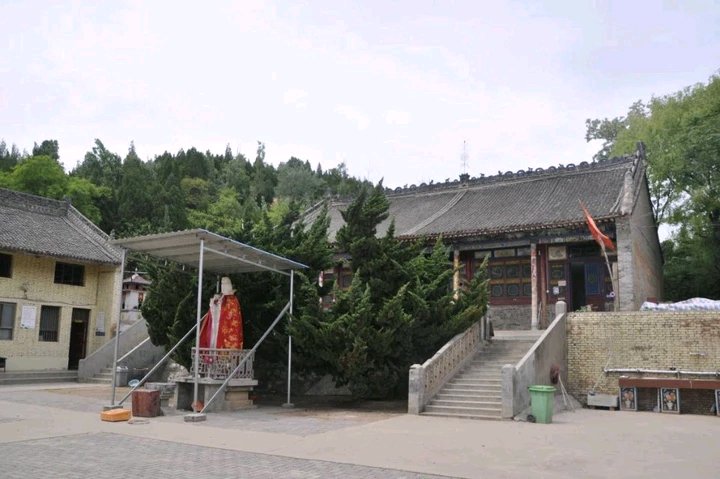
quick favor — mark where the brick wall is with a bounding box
[0,252,121,370]
[567,311,720,413]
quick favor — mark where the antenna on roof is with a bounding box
[460,139,469,174]
[459,140,470,184]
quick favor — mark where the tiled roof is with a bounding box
[0,188,123,264]
[304,155,645,242]
[124,273,151,285]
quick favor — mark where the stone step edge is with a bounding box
[420,412,504,420]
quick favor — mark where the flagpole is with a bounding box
[580,200,618,312]
[600,243,618,312]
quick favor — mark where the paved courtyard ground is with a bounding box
[1,383,719,478]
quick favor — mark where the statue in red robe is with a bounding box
[199,277,243,350]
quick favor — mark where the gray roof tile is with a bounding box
[307,156,642,242]
[0,188,123,264]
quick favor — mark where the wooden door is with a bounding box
[68,308,90,370]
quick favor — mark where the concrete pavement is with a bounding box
[1,384,719,478]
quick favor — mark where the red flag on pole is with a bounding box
[580,201,615,251]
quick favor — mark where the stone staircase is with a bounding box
[87,366,114,384]
[0,370,78,386]
[422,338,537,420]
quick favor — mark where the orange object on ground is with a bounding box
[100,409,131,422]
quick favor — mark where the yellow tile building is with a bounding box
[0,188,123,371]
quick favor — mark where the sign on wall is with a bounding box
[20,305,36,329]
[548,246,567,260]
[96,312,105,336]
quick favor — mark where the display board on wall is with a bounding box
[20,305,37,329]
[96,311,105,336]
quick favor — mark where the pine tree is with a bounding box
[290,185,488,398]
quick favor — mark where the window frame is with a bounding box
[39,305,61,342]
[54,262,85,286]
[0,253,12,278]
[0,302,16,340]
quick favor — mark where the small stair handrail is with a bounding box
[408,318,486,414]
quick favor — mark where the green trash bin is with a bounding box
[529,385,556,424]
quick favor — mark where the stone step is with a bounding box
[434,392,501,401]
[461,375,503,381]
[100,368,114,374]
[0,370,78,379]
[473,357,526,362]
[429,399,501,408]
[447,379,502,386]
[476,351,531,357]
[441,385,502,394]
[480,349,533,354]
[421,411,503,420]
[86,377,112,384]
[470,360,525,367]
[424,404,502,417]
[457,368,502,379]
[477,351,529,356]
[486,342,536,349]
[95,372,114,380]
[0,373,78,385]
[492,333,542,341]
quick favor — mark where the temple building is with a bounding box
[305,147,662,330]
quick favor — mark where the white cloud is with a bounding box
[384,110,410,125]
[335,105,370,131]
[283,88,308,109]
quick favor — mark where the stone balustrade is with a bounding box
[408,319,486,414]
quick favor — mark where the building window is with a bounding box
[0,302,16,340]
[54,262,85,286]
[39,306,61,342]
[0,253,11,278]
[488,258,531,299]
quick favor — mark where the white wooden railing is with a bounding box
[191,348,255,380]
[408,318,486,414]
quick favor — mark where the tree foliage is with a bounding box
[586,73,720,299]
[2,136,489,398]
[290,184,488,399]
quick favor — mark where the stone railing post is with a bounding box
[555,300,567,316]
[408,364,425,414]
[501,364,515,419]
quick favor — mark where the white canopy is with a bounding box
[108,228,304,414]
[112,229,307,275]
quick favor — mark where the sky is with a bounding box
[2,0,719,189]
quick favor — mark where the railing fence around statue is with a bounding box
[191,348,255,380]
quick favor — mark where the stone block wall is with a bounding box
[566,311,720,406]
[488,305,530,330]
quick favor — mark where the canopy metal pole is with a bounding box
[284,270,294,407]
[192,239,204,413]
[109,248,127,408]
[118,323,197,405]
